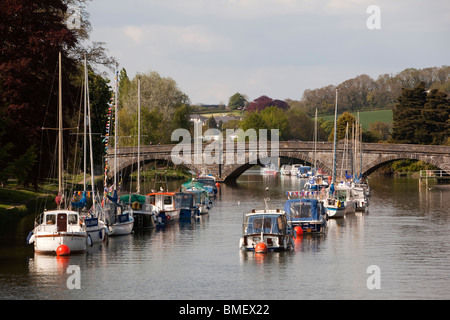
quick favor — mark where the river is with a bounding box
[1,172,449,301]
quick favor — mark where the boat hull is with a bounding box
[292,221,326,234]
[85,218,108,243]
[239,234,294,252]
[34,232,87,254]
[325,206,345,218]
[132,212,156,229]
[108,218,134,236]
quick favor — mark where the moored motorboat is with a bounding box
[121,194,156,229]
[239,207,295,252]
[196,175,218,196]
[280,164,292,175]
[283,198,327,234]
[261,162,278,175]
[147,192,181,225]
[176,192,200,219]
[27,209,89,254]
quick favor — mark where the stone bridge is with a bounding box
[106,141,450,182]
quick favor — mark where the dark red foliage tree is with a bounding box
[247,95,290,112]
[0,0,79,186]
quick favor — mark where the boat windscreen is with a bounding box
[245,214,286,234]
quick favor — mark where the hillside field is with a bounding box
[320,109,393,130]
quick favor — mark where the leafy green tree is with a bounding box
[172,105,191,132]
[119,68,132,103]
[240,111,267,134]
[328,112,356,141]
[228,93,247,110]
[119,71,190,145]
[260,106,289,140]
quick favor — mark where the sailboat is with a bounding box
[72,54,108,243]
[121,77,156,229]
[323,88,346,218]
[103,67,134,236]
[27,52,89,254]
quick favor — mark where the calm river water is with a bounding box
[1,172,450,300]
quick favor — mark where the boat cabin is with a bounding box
[243,210,289,235]
[38,210,83,233]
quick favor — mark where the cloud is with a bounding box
[87,0,450,104]
[122,24,232,53]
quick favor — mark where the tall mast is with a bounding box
[58,51,63,204]
[137,77,141,194]
[314,108,317,173]
[114,66,118,190]
[83,56,87,192]
[332,88,338,184]
[85,54,96,213]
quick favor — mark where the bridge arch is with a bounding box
[362,154,447,176]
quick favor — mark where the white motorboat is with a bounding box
[239,204,295,252]
[146,192,181,225]
[27,209,89,254]
[280,164,292,175]
[261,162,278,175]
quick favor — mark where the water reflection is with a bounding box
[1,174,450,299]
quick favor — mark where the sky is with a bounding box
[84,0,450,105]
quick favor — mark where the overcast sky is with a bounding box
[85,0,450,105]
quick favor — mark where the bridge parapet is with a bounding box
[105,141,450,182]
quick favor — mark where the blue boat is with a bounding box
[283,198,327,234]
[176,192,201,219]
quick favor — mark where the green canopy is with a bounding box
[120,194,147,204]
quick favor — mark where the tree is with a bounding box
[328,112,356,141]
[119,71,190,145]
[367,121,392,142]
[172,105,191,132]
[208,115,217,129]
[391,82,427,144]
[421,89,450,145]
[119,68,131,102]
[260,107,289,140]
[228,93,246,110]
[0,0,79,186]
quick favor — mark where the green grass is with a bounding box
[320,109,393,130]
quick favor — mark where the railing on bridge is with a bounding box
[419,170,450,187]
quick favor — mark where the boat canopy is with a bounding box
[181,180,206,191]
[175,192,196,209]
[120,194,147,204]
[244,213,287,235]
[284,198,321,221]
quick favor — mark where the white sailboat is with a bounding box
[104,67,134,236]
[324,88,346,218]
[121,77,156,230]
[27,52,89,254]
[74,54,108,243]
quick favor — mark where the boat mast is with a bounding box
[332,88,338,184]
[85,54,96,213]
[137,77,141,194]
[58,51,63,208]
[114,65,118,191]
[314,108,317,174]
